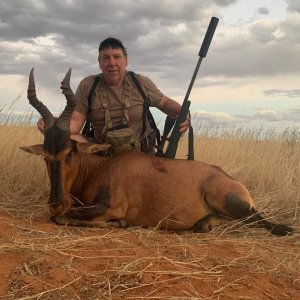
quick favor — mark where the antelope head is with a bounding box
[21,69,110,216]
[21,69,80,216]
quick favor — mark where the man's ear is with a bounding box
[19,144,44,156]
[76,142,111,154]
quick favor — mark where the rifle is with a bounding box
[162,16,219,159]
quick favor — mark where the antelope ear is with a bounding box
[76,142,111,154]
[19,144,44,156]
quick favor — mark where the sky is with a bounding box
[0,0,299,133]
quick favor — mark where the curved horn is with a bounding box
[27,68,55,129]
[56,68,76,130]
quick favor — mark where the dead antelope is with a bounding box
[20,69,293,236]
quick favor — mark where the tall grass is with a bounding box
[0,116,48,216]
[1,114,299,225]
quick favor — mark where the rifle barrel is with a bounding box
[199,16,219,58]
[163,16,219,159]
[184,56,203,104]
[184,17,219,103]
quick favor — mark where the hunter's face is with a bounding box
[98,47,128,87]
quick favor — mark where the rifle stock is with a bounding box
[156,115,176,157]
[163,100,190,158]
[163,16,219,159]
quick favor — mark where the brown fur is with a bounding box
[20,143,293,235]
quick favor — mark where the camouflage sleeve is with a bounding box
[136,74,163,107]
[74,75,96,116]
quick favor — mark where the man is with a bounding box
[38,37,190,154]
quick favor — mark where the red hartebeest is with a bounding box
[20,69,293,236]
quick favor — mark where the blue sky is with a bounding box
[0,0,299,132]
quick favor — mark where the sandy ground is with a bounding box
[0,209,299,299]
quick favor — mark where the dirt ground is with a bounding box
[0,209,299,300]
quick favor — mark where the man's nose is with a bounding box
[108,57,116,65]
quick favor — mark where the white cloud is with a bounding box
[0,0,299,130]
[264,89,300,98]
[191,106,300,128]
[195,109,238,123]
[247,20,284,43]
[255,109,288,121]
[287,0,300,13]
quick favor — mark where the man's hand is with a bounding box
[157,95,191,135]
[37,111,85,137]
[179,113,191,134]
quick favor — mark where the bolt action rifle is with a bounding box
[157,16,219,159]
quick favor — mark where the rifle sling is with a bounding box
[188,124,194,160]
[87,75,101,113]
[128,71,161,144]
[84,72,160,144]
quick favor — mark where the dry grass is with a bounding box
[0,123,47,216]
[0,117,299,299]
[1,214,299,299]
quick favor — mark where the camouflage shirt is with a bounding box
[75,71,163,141]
